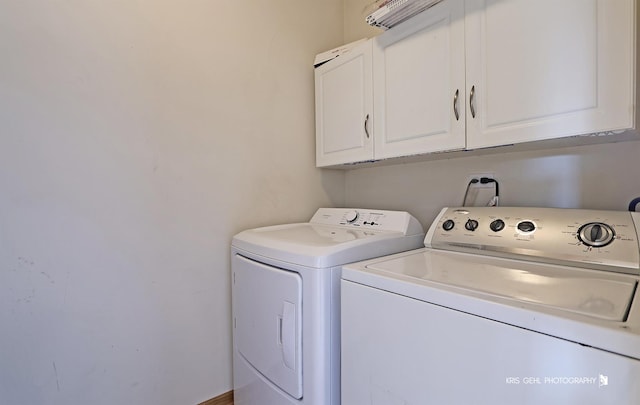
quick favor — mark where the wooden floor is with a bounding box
[199,390,233,405]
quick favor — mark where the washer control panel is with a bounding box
[425,207,640,274]
[310,208,424,236]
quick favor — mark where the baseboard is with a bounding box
[198,390,233,405]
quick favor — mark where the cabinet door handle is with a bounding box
[364,114,370,138]
[453,89,460,121]
[469,85,476,119]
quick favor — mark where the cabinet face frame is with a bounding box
[373,0,467,159]
[464,0,636,149]
[315,41,374,167]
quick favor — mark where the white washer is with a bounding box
[342,207,640,404]
[231,208,425,405]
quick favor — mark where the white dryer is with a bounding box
[231,208,424,405]
[342,207,640,405]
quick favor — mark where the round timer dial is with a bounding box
[578,222,615,248]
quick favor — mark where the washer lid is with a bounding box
[360,250,637,321]
[233,223,421,268]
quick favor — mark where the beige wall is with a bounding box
[344,0,385,42]
[344,141,640,229]
[0,1,344,403]
[4,2,638,404]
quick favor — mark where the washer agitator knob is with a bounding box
[578,222,615,247]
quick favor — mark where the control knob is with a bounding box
[344,210,359,223]
[442,219,455,231]
[465,219,479,231]
[490,219,505,232]
[517,221,536,233]
[578,222,615,247]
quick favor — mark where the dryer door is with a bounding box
[233,254,303,399]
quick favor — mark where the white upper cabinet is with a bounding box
[464,0,635,149]
[373,0,467,158]
[314,0,636,167]
[315,40,374,167]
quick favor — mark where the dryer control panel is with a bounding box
[425,207,640,274]
[310,208,424,236]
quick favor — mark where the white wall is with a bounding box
[0,1,345,404]
[344,140,640,230]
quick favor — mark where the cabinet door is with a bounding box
[315,41,373,167]
[373,0,466,159]
[465,0,635,149]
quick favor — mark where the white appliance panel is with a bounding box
[425,207,640,273]
[234,255,302,399]
[365,250,637,321]
[232,208,424,268]
[232,207,425,405]
[341,207,640,404]
[342,280,640,405]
